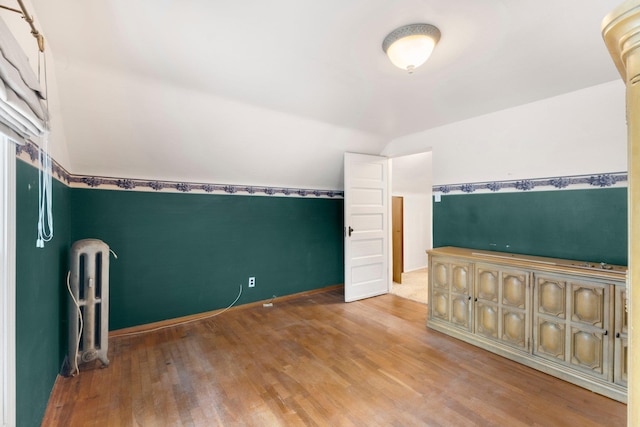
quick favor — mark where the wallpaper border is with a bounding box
[17,140,627,199]
[432,172,628,195]
[16,141,344,199]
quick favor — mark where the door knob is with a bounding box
[348,226,354,237]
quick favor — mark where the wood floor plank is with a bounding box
[41,289,626,426]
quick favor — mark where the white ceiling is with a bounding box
[28,0,621,190]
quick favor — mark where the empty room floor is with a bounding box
[42,288,625,426]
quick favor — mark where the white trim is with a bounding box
[1,136,16,427]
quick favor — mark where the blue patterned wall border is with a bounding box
[16,139,71,184]
[15,140,343,199]
[433,172,628,195]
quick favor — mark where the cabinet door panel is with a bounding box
[503,309,526,348]
[432,290,448,320]
[614,286,628,386]
[503,274,526,308]
[451,294,471,328]
[477,269,498,302]
[451,264,470,295]
[572,284,604,328]
[620,289,628,333]
[615,335,628,386]
[537,318,565,360]
[433,263,448,289]
[476,302,498,338]
[538,279,566,318]
[571,328,604,374]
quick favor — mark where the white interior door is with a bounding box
[344,152,389,302]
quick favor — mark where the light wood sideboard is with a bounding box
[427,247,628,402]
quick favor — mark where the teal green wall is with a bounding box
[14,159,344,425]
[15,160,70,427]
[70,188,344,330]
[433,188,628,265]
[13,157,629,427]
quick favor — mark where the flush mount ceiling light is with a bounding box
[382,23,441,74]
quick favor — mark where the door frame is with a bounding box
[1,137,16,427]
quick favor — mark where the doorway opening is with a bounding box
[389,151,432,304]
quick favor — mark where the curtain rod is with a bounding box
[0,0,44,52]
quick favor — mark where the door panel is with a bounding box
[344,153,389,302]
[392,196,403,283]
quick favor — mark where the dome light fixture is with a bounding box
[382,23,441,74]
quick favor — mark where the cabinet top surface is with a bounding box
[427,247,627,281]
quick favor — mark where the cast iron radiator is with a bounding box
[65,239,110,374]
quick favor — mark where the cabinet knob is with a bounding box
[474,297,478,302]
[603,330,608,336]
[616,332,621,338]
[468,296,472,301]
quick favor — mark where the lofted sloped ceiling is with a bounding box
[28,0,621,190]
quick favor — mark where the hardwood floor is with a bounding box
[42,289,626,426]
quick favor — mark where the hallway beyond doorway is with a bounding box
[390,268,428,304]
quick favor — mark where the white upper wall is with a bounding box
[54,60,387,189]
[391,152,432,195]
[26,0,623,190]
[382,80,626,185]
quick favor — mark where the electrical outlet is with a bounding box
[248,277,255,288]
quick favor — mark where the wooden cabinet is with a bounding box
[427,247,627,402]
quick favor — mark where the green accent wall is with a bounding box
[14,159,344,425]
[70,188,344,330]
[433,188,628,265]
[15,159,70,427]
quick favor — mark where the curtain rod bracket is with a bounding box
[0,0,45,52]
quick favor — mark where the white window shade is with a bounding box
[0,16,53,248]
[0,16,47,144]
